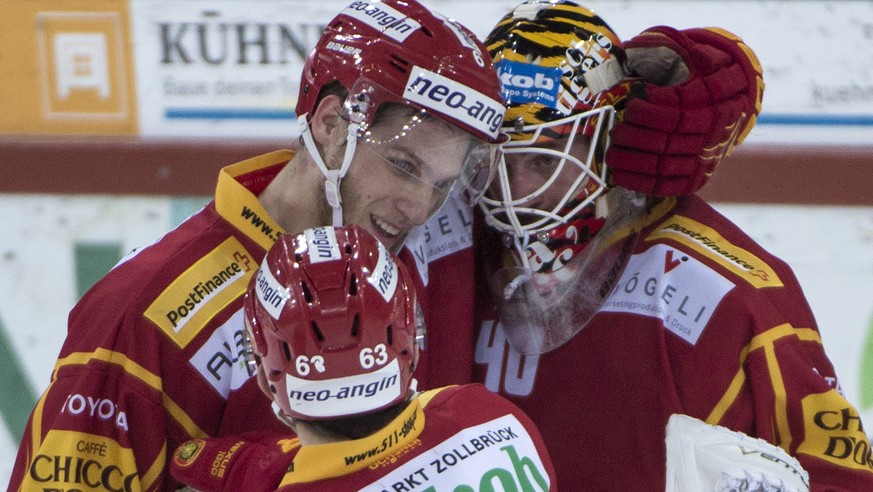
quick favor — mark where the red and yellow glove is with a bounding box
[606,26,764,196]
[171,433,300,492]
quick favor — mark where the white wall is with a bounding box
[125,0,873,143]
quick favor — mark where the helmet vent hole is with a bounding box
[300,281,313,303]
[351,314,360,338]
[310,321,325,342]
[282,342,292,362]
[345,244,353,254]
[386,325,393,346]
[388,54,410,74]
[388,60,407,73]
[349,273,358,296]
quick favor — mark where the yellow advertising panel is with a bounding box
[0,0,137,134]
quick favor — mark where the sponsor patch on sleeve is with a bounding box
[24,430,139,490]
[601,243,735,345]
[797,390,873,472]
[145,237,255,348]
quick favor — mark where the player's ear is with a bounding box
[309,95,346,148]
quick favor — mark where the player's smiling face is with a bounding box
[337,106,477,251]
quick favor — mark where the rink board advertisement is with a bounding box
[0,0,871,142]
[128,1,333,138]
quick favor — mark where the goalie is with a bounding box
[467,0,873,489]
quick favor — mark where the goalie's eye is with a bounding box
[531,154,561,169]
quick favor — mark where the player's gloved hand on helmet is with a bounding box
[606,26,764,196]
[171,433,298,492]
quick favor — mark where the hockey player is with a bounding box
[169,225,557,490]
[471,0,873,489]
[11,0,790,489]
[10,1,507,489]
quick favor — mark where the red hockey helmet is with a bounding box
[296,0,506,144]
[244,224,419,420]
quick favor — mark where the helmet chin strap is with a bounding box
[298,115,360,227]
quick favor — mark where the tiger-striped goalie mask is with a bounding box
[480,0,627,274]
[481,0,649,354]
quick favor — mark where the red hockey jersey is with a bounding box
[10,149,435,491]
[473,195,873,491]
[170,384,556,491]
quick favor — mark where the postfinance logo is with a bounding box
[647,215,783,289]
[146,237,254,348]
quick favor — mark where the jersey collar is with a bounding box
[279,392,435,485]
[215,150,292,250]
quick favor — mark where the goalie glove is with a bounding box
[665,414,810,492]
[607,26,764,196]
[171,433,300,492]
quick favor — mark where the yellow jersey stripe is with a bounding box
[706,323,821,447]
[53,348,208,441]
